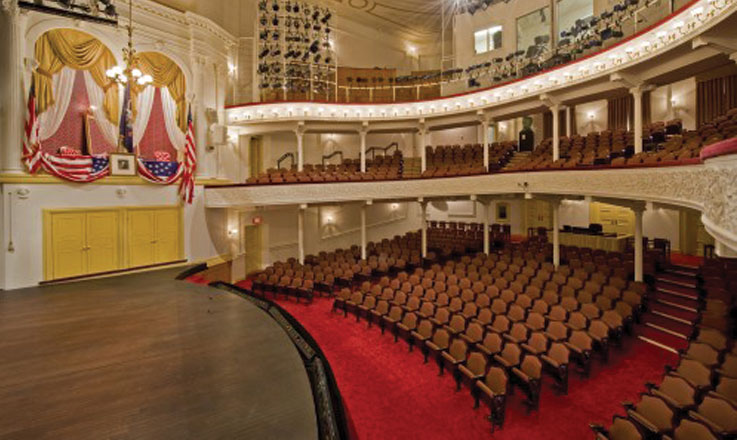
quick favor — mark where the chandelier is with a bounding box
[105,1,152,86]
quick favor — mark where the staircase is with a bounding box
[403,157,422,178]
[502,151,531,171]
[638,264,701,354]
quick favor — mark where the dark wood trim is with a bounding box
[40,259,189,285]
[175,263,209,280]
[211,282,352,440]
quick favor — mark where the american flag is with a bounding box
[179,106,197,204]
[137,158,182,184]
[41,155,110,182]
[23,84,110,182]
[22,85,42,173]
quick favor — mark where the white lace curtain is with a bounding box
[83,70,118,147]
[37,67,75,142]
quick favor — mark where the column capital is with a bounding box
[295,121,306,136]
[299,203,308,210]
[1,0,19,14]
[364,200,373,206]
[540,93,561,108]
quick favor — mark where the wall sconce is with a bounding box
[390,203,399,211]
[588,112,595,120]
[228,228,239,238]
[324,215,334,225]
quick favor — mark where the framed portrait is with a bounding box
[496,203,510,222]
[110,153,137,176]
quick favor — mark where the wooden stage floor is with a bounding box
[0,269,318,440]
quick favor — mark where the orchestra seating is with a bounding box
[591,259,736,440]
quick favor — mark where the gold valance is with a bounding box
[138,52,187,132]
[34,29,119,123]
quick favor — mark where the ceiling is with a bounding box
[150,0,447,42]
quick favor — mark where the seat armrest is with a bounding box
[688,410,725,434]
[511,367,529,382]
[626,409,659,434]
[476,381,495,399]
[541,354,559,368]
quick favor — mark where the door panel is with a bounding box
[591,203,634,236]
[86,211,120,274]
[128,210,156,268]
[154,209,181,264]
[51,213,87,279]
[244,225,262,276]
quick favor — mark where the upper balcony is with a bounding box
[227,0,737,128]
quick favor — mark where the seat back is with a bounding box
[432,329,451,349]
[465,323,484,342]
[697,396,737,432]
[608,416,644,440]
[548,342,569,365]
[659,375,696,407]
[569,330,592,350]
[482,333,504,354]
[485,366,508,396]
[417,319,434,339]
[521,355,542,380]
[676,359,712,388]
[685,342,720,368]
[448,315,467,333]
[636,395,674,432]
[673,419,717,440]
[492,315,511,333]
[466,352,487,376]
[433,307,451,325]
[501,343,522,366]
[509,323,529,341]
[401,312,418,330]
[448,339,468,361]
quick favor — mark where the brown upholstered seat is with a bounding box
[668,419,718,440]
[396,312,419,344]
[475,366,508,432]
[381,305,405,336]
[369,300,391,328]
[688,396,737,437]
[426,328,451,366]
[459,351,487,391]
[512,355,543,411]
[566,330,593,376]
[590,415,645,440]
[441,339,469,386]
[646,375,697,413]
[542,342,570,394]
[411,319,434,356]
[624,394,676,437]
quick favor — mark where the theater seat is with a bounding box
[512,355,543,411]
[396,312,418,344]
[411,319,434,356]
[645,375,697,413]
[590,415,645,440]
[624,394,676,438]
[459,351,486,391]
[542,342,570,394]
[441,339,469,386]
[666,419,718,440]
[688,396,737,438]
[475,367,509,432]
[426,329,451,366]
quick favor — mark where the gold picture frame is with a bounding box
[110,153,137,176]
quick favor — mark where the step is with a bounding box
[645,312,694,335]
[665,268,699,277]
[644,322,689,340]
[653,290,701,310]
[655,286,699,301]
[637,335,680,354]
[650,309,694,326]
[655,298,698,313]
[649,304,699,323]
[657,276,698,290]
[638,325,688,351]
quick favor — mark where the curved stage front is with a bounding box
[0,268,319,439]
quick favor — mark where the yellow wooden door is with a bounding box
[128,210,156,268]
[86,210,120,275]
[244,225,262,276]
[154,208,181,264]
[525,200,552,231]
[51,212,87,279]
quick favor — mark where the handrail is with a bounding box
[210,282,351,440]
[277,152,296,170]
[365,142,399,160]
[322,151,344,167]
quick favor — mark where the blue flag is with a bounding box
[119,84,134,153]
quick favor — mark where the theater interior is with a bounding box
[1,0,737,439]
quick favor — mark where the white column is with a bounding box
[632,86,644,155]
[634,206,644,282]
[552,199,561,269]
[359,128,367,173]
[420,201,428,259]
[482,120,490,171]
[483,200,490,255]
[296,126,304,172]
[297,205,306,264]
[360,202,369,260]
[565,106,572,137]
[1,3,25,174]
[552,105,560,162]
[420,128,428,173]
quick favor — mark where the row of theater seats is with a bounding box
[592,258,737,440]
[421,142,517,178]
[508,108,737,172]
[246,152,404,185]
[332,248,647,432]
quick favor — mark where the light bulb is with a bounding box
[131,68,142,78]
[106,69,116,78]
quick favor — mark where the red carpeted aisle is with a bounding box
[255,292,677,440]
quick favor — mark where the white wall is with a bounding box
[650,78,697,131]
[0,184,223,290]
[240,202,422,265]
[575,100,608,135]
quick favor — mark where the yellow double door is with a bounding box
[45,207,182,281]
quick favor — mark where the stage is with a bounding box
[0,269,318,439]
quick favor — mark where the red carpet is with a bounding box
[260,293,677,440]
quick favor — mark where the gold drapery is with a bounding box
[34,29,119,123]
[138,52,187,132]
